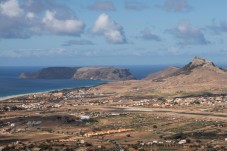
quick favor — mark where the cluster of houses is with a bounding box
[137,139,187,146]
[20,102,46,110]
[13,93,226,111]
[172,96,227,106]
[111,95,227,108]
[2,100,64,112]
[63,88,112,100]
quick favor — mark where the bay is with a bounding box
[0,65,167,98]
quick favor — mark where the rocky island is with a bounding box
[19,66,135,81]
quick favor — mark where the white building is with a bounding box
[80,116,90,120]
[178,139,187,144]
[10,123,16,128]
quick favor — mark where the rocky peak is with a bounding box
[169,57,224,76]
[178,57,225,75]
[189,57,215,69]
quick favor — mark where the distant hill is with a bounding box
[19,67,135,81]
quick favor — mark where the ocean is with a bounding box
[0,65,167,98]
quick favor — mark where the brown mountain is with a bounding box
[94,57,227,97]
[142,57,227,94]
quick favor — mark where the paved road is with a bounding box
[105,106,227,120]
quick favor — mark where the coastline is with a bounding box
[0,91,50,101]
[0,81,108,101]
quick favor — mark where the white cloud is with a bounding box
[0,0,24,17]
[92,13,126,44]
[42,10,84,36]
[26,12,35,20]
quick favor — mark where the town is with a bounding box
[0,87,227,150]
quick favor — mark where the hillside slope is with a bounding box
[144,66,180,81]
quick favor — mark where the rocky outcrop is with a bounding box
[19,67,135,81]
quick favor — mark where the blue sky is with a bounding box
[0,0,227,66]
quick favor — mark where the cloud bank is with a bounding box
[62,39,94,46]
